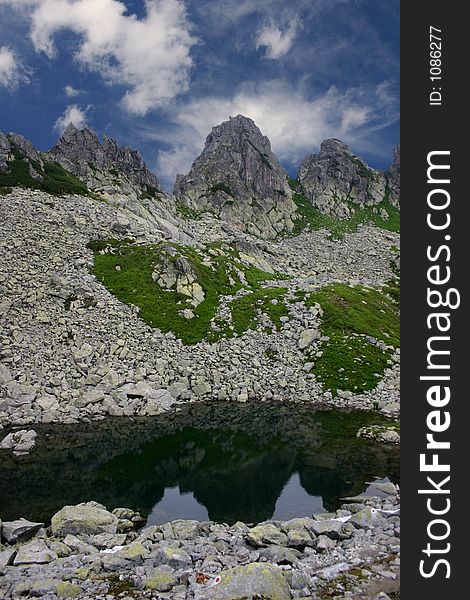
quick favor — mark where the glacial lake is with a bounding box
[0,402,399,524]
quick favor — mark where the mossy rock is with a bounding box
[246,523,288,547]
[207,562,291,600]
[145,569,178,592]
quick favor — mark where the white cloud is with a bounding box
[13,0,197,115]
[256,19,299,59]
[54,104,88,133]
[64,84,80,97]
[0,45,29,89]
[148,80,398,189]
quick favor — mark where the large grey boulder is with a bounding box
[174,115,296,238]
[50,502,118,537]
[204,562,291,600]
[1,518,44,544]
[145,566,178,592]
[13,579,81,598]
[245,523,288,547]
[298,139,388,217]
[153,544,192,569]
[13,539,58,565]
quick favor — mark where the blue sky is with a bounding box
[0,0,399,190]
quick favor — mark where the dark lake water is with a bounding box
[0,402,399,525]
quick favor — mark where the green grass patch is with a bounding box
[288,180,400,239]
[0,186,13,196]
[0,155,89,196]
[306,283,400,394]
[347,154,377,180]
[312,334,391,395]
[41,161,89,195]
[176,203,204,221]
[230,288,288,335]
[89,240,285,345]
[140,184,161,200]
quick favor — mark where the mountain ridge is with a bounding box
[1,117,399,240]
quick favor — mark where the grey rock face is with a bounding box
[49,123,161,194]
[386,145,400,207]
[7,133,44,166]
[0,132,44,177]
[174,115,296,239]
[298,139,388,218]
[0,132,9,173]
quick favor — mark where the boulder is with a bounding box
[310,519,343,539]
[145,566,178,592]
[153,544,192,569]
[100,540,149,571]
[349,507,387,529]
[14,579,81,598]
[170,519,201,540]
[286,528,315,549]
[205,562,291,600]
[246,524,288,547]
[298,329,320,350]
[1,518,44,544]
[51,502,118,537]
[0,429,37,454]
[258,545,301,565]
[13,539,58,565]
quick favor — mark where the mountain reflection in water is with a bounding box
[0,402,399,524]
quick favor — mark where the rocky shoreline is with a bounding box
[0,485,400,600]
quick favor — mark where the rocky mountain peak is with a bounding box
[51,124,106,167]
[319,138,350,154]
[174,115,296,239]
[0,132,44,174]
[50,124,161,196]
[298,139,390,218]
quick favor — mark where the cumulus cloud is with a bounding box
[12,0,197,115]
[54,104,88,133]
[0,45,29,89]
[149,80,398,189]
[256,19,299,59]
[64,84,80,97]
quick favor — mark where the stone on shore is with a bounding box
[1,518,44,544]
[204,562,291,600]
[13,539,58,565]
[51,502,118,537]
[246,523,288,547]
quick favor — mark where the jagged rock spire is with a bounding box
[173,114,296,238]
